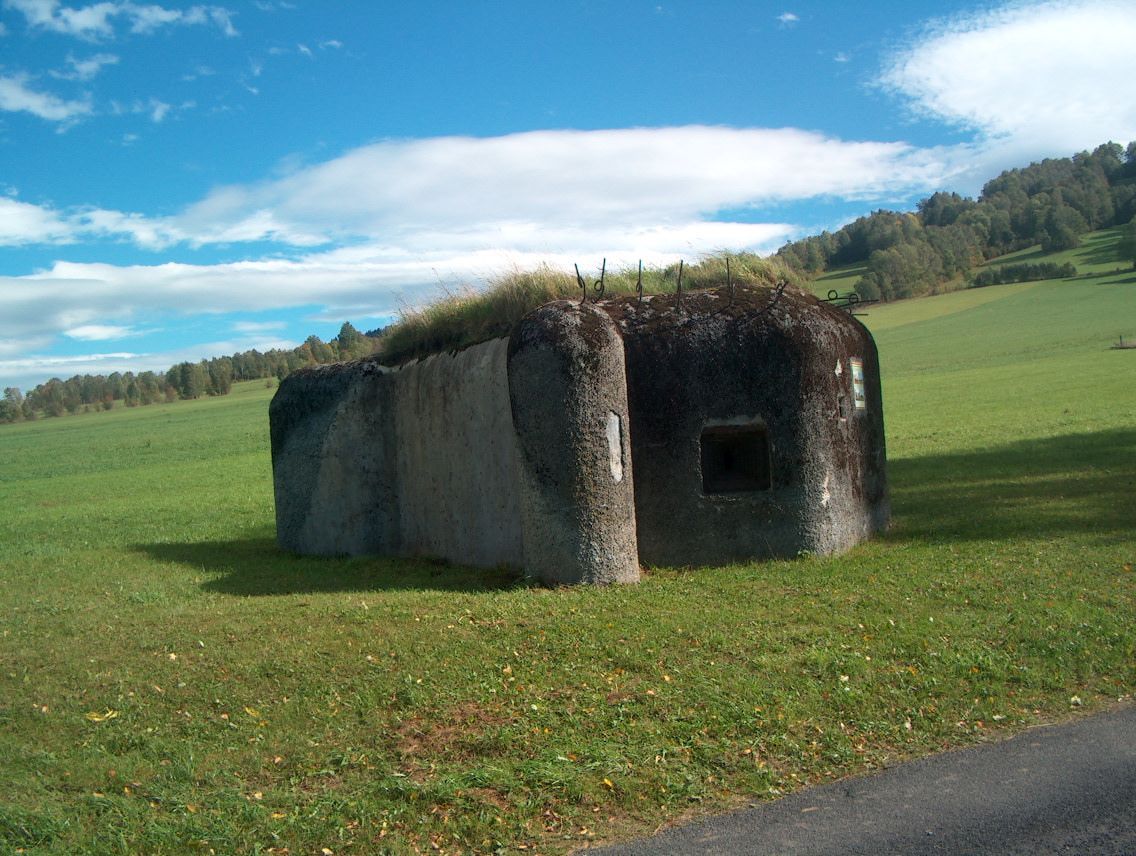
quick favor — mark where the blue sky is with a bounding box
[2,0,1135,391]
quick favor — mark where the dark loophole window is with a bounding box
[700,425,772,494]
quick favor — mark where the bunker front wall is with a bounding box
[269,338,526,568]
[606,289,887,567]
[507,301,640,586]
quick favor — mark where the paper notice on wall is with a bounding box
[850,357,866,410]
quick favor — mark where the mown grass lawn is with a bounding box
[1,267,1134,854]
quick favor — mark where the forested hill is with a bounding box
[775,141,1136,300]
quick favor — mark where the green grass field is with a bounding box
[2,243,1134,854]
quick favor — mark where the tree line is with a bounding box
[0,322,376,423]
[775,141,1136,301]
[970,261,1077,289]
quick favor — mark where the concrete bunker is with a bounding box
[269,283,889,585]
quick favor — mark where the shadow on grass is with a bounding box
[888,427,1136,545]
[137,536,526,596]
[138,428,1133,593]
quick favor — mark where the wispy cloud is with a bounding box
[3,125,957,254]
[170,127,955,248]
[63,324,134,340]
[50,51,119,80]
[0,351,142,372]
[777,11,799,25]
[232,320,286,334]
[0,72,92,122]
[0,195,76,244]
[0,123,965,363]
[180,64,215,82]
[880,0,1136,160]
[4,0,238,40]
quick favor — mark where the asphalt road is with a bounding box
[591,701,1136,855]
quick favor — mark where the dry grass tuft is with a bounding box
[374,254,801,365]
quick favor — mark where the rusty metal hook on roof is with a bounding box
[823,289,875,315]
[576,259,606,304]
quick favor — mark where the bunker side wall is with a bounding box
[389,337,525,568]
[270,361,400,556]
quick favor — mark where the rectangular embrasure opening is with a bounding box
[700,424,772,493]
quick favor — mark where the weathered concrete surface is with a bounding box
[508,301,640,585]
[271,339,523,567]
[391,338,524,568]
[269,360,399,556]
[270,282,888,582]
[603,285,888,567]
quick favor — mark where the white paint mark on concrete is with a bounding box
[606,411,624,483]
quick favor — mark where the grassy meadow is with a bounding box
[1,241,1134,854]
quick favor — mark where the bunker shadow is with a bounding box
[886,427,1135,546]
[138,428,1132,593]
[137,536,526,597]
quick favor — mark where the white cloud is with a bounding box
[205,6,236,37]
[181,64,215,81]
[1,350,141,371]
[319,39,341,49]
[171,127,956,248]
[881,0,1136,159]
[0,195,181,248]
[0,124,969,376]
[0,196,76,244]
[63,323,134,340]
[777,11,798,25]
[126,3,181,33]
[297,42,312,57]
[50,51,120,80]
[0,72,92,122]
[232,320,285,334]
[4,0,238,39]
[148,98,169,122]
[0,234,796,356]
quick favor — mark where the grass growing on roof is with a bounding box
[0,249,1134,853]
[376,253,801,365]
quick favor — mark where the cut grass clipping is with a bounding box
[0,238,1133,854]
